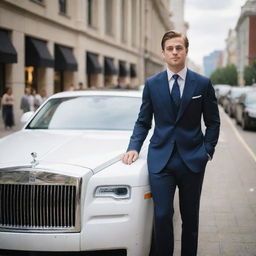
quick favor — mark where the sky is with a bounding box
[184,0,247,67]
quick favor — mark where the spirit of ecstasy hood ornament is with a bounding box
[31,152,39,167]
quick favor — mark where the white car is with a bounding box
[0,90,154,256]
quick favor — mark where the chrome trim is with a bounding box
[0,168,81,233]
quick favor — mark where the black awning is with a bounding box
[87,52,102,74]
[55,44,77,71]
[130,63,137,77]
[0,30,17,63]
[118,61,127,77]
[104,57,117,75]
[25,37,54,67]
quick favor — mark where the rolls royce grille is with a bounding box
[0,169,81,232]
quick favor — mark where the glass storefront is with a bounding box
[25,66,38,90]
[54,71,64,93]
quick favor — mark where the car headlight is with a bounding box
[248,111,256,118]
[94,185,131,199]
[246,108,256,118]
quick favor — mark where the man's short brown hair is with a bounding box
[161,30,189,50]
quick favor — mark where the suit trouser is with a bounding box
[149,147,205,256]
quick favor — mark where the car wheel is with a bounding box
[241,115,249,130]
[229,107,233,118]
[227,107,231,116]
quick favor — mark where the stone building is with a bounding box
[169,0,188,35]
[0,0,172,121]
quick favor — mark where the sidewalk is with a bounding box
[173,108,256,255]
[0,118,22,139]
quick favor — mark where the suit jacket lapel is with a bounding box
[176,69,197,123]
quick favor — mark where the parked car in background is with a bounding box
[222,86,252,117]
[138,84,145,91]
[235,90,256,130]
[0,90,155,256]
[214,84,231,105]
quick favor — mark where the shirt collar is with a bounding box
[166,66,187,82]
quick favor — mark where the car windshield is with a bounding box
[27,96,141,130]
[245,92,256,105]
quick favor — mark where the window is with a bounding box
[54,71,64,93]
[30,0,44,5]
[120,0,127,43]
[27,96,141,130]
[105,0,113,36]
[88,0,93,26]
[131,0,137,46]
[59,0,67,14]
[25,66,38,91]
[87,0,98,28]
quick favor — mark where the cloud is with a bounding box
[184,0,247,66]
[186,0,236,10]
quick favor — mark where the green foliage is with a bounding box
[244,62,256,85]
[210,64,238,85]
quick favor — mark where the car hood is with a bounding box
[0,129,132,172]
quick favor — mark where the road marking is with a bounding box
[223,109,256,163]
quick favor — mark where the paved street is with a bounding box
[0,107,256,255]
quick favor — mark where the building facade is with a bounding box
[223,29,237,67]
[169,0,188,35]
[0,0,172,121]
[203,50,222,78]
[236,0,256,85]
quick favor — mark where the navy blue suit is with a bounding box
[127,69,220,255]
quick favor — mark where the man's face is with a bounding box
[162,37,188,72]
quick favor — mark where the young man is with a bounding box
[122,30,220,256]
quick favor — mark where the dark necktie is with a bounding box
[171,74,181,107]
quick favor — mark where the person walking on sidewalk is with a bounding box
[1,87,15,130]
[20,87,31,113]
[122,30,220,256]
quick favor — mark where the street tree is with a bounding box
[210,64,238,85]
[244,62,256,85]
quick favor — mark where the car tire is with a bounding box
[241,115,249,130]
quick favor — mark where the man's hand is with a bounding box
[122,150,139,165]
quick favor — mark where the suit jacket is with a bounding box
[127,69,220,173]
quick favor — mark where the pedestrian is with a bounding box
[115,78,122,89]
[39,88,47,103]
[68,84,75,91]
[1,87,15,130]
[78,82,84,90]
[20,87,31,113]
[122,30,220,256]
[34,88,47,110]
[32,88,45,110]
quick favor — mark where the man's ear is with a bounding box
[161,50,165,59]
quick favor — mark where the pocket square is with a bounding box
[192,95,202,99]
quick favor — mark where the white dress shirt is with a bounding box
[166,67,187,98]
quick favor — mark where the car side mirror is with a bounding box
[20,111,34,123]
